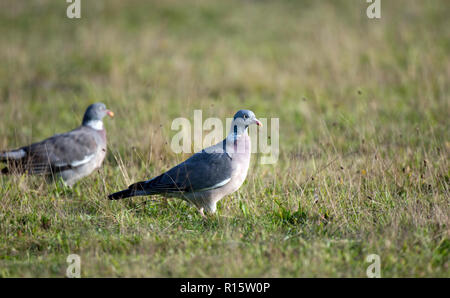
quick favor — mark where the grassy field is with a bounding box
[0,0,448,277]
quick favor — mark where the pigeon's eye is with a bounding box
[243,114,248,119]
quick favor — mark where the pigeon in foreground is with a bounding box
[108,110,262,217]
[0,103,114,186]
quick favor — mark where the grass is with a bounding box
[0,0,448,277]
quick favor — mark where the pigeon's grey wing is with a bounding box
[21,128,98,174]
[135,150,233,193]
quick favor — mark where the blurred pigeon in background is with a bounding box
[0,102,114,186]
[108,109,262,217]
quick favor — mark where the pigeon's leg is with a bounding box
[62,178,74,189]
[199,208,207,219]
[161,197,169,209]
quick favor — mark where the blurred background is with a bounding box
[1,0,448,157]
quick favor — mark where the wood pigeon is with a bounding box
[0,102,114,186]
[108,109,262,217]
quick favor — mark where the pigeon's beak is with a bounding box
[106,110,114,118]
[255,119,263,127]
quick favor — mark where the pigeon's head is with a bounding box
[82,102,114,129]
[232,109,262,129]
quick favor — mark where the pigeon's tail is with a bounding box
[108,189,136,200]
[108,182,148,200]
[108,174,173,200]
[0,149,26,162]
[1,149,27,175]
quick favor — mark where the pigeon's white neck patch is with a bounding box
[226,125,248,141]
[85,120,104,130]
